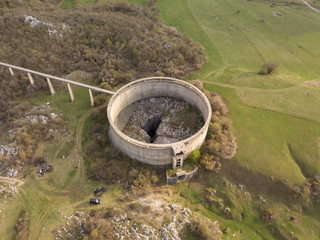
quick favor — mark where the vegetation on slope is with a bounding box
[155,0,320,239]
[0,0,319,239]
[0,1,205,86]
[0,0,205,127]
[0,1,206,238]
[156,0,320,86]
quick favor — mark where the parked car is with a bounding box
[90,199,101,205]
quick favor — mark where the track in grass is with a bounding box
[28,102,109,240]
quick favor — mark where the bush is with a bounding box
[259,62,278,75]
[190,216,221,240]
[82,209,114,239]
[260,209,277,223]
[93,94,110,106]
[188,149,201,164]
[190,81,237,171]
[0,1,206,115]
[14,210,28,240]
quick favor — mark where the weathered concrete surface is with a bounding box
[27,72,35,85]
[46,77,55,95]
[166,167,198,184]
[89,89,94,107]
[107,77,212,166]
[8,67,14,76]
[67,83,74,102]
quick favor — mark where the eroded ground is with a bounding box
[120,97,204,144]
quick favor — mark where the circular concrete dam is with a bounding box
[107,77,212,168]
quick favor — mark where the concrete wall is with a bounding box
[107,77,212,166]
[166,167,199,184]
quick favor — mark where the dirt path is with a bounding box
[28,102,108,240]
[203,65,228,80]
[0,177,24,194]
[202,77,320,93]
[0,176,24,186]
[302,1,320,13]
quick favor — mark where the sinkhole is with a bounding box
[118,96,204,144]
[143,116,162,143]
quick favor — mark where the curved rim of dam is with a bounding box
[107,76,212,149]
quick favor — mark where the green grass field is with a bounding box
[153,0,320,238]
[156,0,320,185]
[157,0,320,84]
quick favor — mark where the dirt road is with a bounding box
[0,176,24,186]
[28,101,108,240]
[202,77,320,93]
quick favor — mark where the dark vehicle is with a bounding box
[94,187,107,197]
[90,199,101,205]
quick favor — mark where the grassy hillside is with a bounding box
[156,0,320,185]
[154,1,320,238]
[1,0,320,239]
[157,0,320,86]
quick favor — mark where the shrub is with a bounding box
[190,216,221,240]
[0,0,206,111]
[14,210,28,240]
[82,209,114,239]
[191,79,204,91]
[190,81,237,171]
[260,209,277,223]
[188,149,201,164]
[93,94,110,106]
[259,62,278,75]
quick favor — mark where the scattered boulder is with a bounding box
[258,195,266,202]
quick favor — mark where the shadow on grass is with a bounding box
[218,159,305,208]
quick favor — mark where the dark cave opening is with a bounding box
[143,116,162,143]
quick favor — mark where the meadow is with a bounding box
[1,0,320,239]
[155,0,320,186]
[154,0,320,238]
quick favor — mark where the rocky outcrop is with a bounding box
[0,103,67,177]
[122,97,203,144]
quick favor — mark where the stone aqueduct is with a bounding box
[0,62,212,169]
